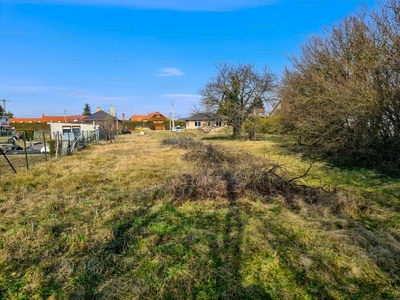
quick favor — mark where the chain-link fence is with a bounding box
[0,129,101,177]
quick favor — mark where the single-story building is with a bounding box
[186,112,227,130]
[48,122,100,141]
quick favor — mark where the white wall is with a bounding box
[48,122,99,140]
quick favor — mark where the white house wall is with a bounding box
[48,122,99,140]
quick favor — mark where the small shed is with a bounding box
[48,122,100,141]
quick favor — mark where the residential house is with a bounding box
[81,110,121,141]
[186,112,227,130]
[81,110,121,129]
[130,111,168,130]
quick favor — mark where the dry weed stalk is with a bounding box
[160,138,358,215]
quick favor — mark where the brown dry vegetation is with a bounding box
[0,131,399,299]
[0,154,48,177]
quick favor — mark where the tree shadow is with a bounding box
[208,170,272,299]
[67,195,159,299]
[201,135,235,141]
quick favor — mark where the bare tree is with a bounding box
[199,62,275,139]
[103,115,116,143]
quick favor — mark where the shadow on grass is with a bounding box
[66,195,159,299]
[201,135,235,141]
[207,171,272,299]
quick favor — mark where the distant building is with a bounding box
[186,112,227,130]
[0,117,10,130]
[253,108,266,117]
[81,110,121,129]
[130,111,168,130]
[48,122,100,141]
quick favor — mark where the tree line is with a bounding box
[276,0,400,174]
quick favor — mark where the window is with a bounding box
[63,126,75,140]
[215,121,222,127]
[195,121,202,127]
[72,127,81,137]
[62,126,71,135]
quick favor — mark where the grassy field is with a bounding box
[0,130,399,299]
[1,137,48,177]
[0,154,48,178]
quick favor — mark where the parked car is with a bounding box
[40,146,50,153]
[172,126,182,132]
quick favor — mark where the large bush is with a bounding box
[278,1,400,175]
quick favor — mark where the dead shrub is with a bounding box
[160,137,359,215]
[182,144,245,166]
[160,137,202,149]
[166,172,230,200]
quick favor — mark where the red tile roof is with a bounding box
[130,111,168,121]
[130,114,148,121]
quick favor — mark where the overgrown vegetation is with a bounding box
[1,133,399,299]
[278,0,400,176]
[161,137,357,215]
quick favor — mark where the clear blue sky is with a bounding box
[0,0,375,119]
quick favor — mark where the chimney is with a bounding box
[96,107,101,112]
[110,106,115,117]
[122,113,125,121]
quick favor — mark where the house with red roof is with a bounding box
[130,111,168,130]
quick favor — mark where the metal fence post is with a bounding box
[43,132,48,162]
[23,131,29,171]
[1,148,17,174]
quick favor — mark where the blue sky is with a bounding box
[0,0,375,119]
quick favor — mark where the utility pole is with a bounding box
[1,99,9,118]
[64,109,66,122]
[171,101,175,130]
